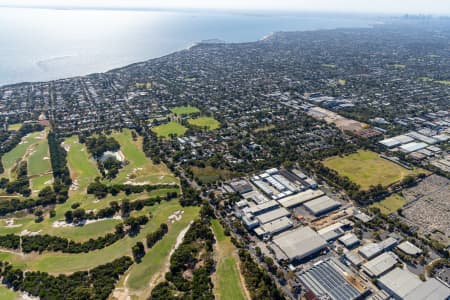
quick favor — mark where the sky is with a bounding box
[1,0,449,15]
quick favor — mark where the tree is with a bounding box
[132,242,145,263]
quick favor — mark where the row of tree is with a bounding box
[64,194,176,225]
[87,179,177,199]
[0,161,30,196]
[0,215,149,253]
[0,256,132,300]
[84,135,120,158]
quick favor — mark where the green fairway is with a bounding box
[170,106,200,116]
[321,63,336,68]
[211,219,247,300]
[0,285,18,300]
[323,150,427,190]
[7,123,22,131]
[188,116,220,130]
[125,209,198,292]
[151,122,187,138]
[436,80,450,85]
[371,194,406,215]
[109,129,178,185]
[28,130,53,193]
[0,201,198,274]
[1,131,41,178]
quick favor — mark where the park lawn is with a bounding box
[389,64,406,69]
[436,80,450,85]
[188,117,220,130]
[125,208,199,292]
[211,219,247,300]
[323,150,427,190]
[0,201,197,274]
[0,285,18,300]
[371,194,406,215]
[254,125,275,133]
[109,129,178,185]
[191,166,235,184]
[170,106,200,116]
[7,123,22,131]
[321,63,336,68]
[1,131,41,178]
[151,122,187,139]
[337,79,346,85]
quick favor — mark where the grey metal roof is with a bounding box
[378,268,422,298]
[277,189,324,208]
[298,259,363,300]
[404,278,450,300]
[362,252,398,277]
[272,226,327,261]
[256,207,290,224]
[303,195,341,216]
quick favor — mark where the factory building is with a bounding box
[270,226,327,262]
[361,252,398,278]
[298,258,367,300]
[277,189,324,208]
[303,195,341,216]
[378,268,450,299]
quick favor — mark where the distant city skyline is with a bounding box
[1,0,450,15]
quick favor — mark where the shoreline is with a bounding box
[0,14,380,88]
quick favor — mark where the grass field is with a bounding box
[124,207,199,293]
[151,122,187,138]
[0,201,198,274]
[370,194,406,215]
[254,125,275,133]
[436,80,450,85]
[170,106,200,116]
[191,166,235,184]
[389,64,406,69]
[0,286,17,300]
[337,79,346,85]
[188,117,220,130]
[109,129,178,185]
[1,131,41,178]
[7,123,22,131]
[211,219,247,300]
[28,130,53,192]
[321,63,336,68]
[418,77,450,85]
[0,132,178,244]
[323,150,426,190]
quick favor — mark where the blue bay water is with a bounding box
[0,7,379,86]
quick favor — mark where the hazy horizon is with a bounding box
[1,0,450,15]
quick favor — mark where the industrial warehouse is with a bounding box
[222,166,450,300]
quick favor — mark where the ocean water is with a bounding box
[0,7,379,86]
